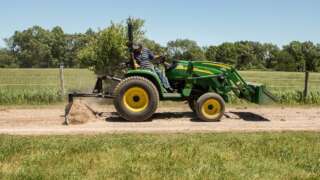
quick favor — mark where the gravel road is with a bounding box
[0,105,319,135]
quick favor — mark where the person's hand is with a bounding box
[158,55,166,63]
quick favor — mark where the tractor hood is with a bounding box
[167,60,277,104]
[166,60,231,79]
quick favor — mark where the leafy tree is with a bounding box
[78,18,146,75]
[262,43,280,69]
[206,41,280,70]
[215,42,237,65]
[301,41,320,72]
[234,41,256,69]
[205,45,218,61]
[6,26,93,68]
[281,41,320,72]
[275,51,296,71]
[78,23,127,75]
[65,30,96,68]
[9,26,53,68]
[51,26,67,67]
[0,48,17,68]
[166,39,205,60]
[128,18,146,43]
[282,41,305,72]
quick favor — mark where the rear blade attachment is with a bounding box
[64,75,120,125]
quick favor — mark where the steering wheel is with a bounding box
[156,56,177,71]
[166,60,178,71]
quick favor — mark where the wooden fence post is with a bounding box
[59,63,65,97]
[303,71,309,101]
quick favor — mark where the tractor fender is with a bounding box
[125,69,165,96]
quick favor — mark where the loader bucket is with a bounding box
[247,83,278,104]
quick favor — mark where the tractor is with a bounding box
[67,20,276,122]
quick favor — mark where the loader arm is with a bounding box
[224,67,277,104]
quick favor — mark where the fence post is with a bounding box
[303,71,309,101]
[59,63,65,97]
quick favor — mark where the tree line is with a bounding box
[0,18,319,73]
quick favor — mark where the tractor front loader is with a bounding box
[66,19,277,122]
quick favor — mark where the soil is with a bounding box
[65,100,97,125]
[0,104,319,135]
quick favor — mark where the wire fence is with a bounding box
[0,68,96,91]
[0,69,319,92]
[0,68,319,105]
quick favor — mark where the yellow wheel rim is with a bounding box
[201,98,221,119]
[123,87,149,112]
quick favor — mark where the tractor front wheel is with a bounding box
[113,76,159,121]
[195,93,225,122]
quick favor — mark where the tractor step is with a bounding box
[162,93,182,100]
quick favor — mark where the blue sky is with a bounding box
[0,0,319,48]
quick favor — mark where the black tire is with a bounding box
[187,98,196,113]
[113,76,159,121]
[195,93,225,122]
[187,88,203,113]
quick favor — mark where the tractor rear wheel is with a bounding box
[195,93,225,122]
[113,76,159,121]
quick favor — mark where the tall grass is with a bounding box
[276,91,320,104]
[0,87,62,105]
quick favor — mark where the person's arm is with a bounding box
[149,50,162,60]
[154,55,162,59]
[148,49,155,60]
[148,50,164,62]
[132,53,140,68]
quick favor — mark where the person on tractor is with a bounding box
[132,43,174,92]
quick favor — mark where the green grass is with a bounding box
[240,71,320,91]
[0,68,95,105]
[0,68,96,91]
[0,132,319,179]
[0,68,320,105]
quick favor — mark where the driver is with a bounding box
[132,43,173,92]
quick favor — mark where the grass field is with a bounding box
[0,69,96,105]
[0,68,320,105]
[0,132,319,179]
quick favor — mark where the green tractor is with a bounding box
[110,60,276,122]
[68,21,276,122]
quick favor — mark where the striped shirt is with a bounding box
[134,48,155,69]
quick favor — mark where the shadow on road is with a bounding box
[153,112,195,120]
[105,111,196,122]
[104,111,270,122]
[228,111,270,121]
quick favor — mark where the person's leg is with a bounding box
[154,67,172,90]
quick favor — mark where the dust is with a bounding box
[65,99,98,125]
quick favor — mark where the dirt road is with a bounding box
[0,105,319,135]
